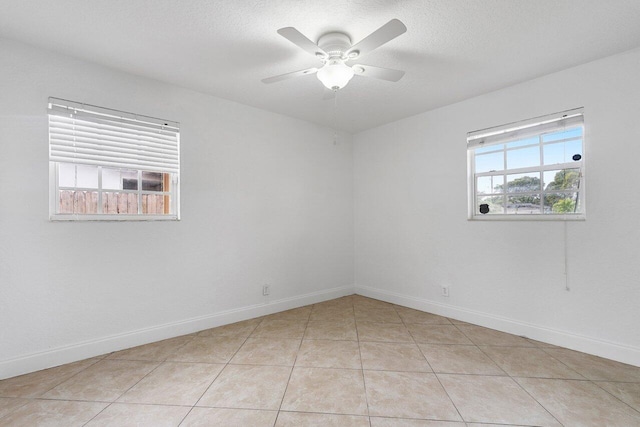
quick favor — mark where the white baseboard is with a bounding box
[5,283,636,380]
[0,285,355,380]
[355,285,640,367]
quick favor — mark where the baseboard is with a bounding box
[0,285,355,380]
[355,285,640,367]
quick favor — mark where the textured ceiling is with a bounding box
[2,0,640,132]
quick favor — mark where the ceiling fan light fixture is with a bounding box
[264,20,407,89]
[316,60,355,90]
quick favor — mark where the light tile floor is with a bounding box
[1,295,639,426]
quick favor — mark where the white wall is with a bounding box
[0,39,354,379]
[2,37,638,379]
[354,48,640,366]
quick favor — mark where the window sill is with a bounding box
[50,214,180,222]
[468,214,585,221]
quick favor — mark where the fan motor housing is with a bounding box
[317,32,352,59]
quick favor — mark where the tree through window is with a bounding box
[467,109,585,219]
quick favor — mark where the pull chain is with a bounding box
[333,89,339,145]
[564,219,570,291]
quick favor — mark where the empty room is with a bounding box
[1,1,639,426]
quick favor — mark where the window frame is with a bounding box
[50,164,179,221]
[48,98,180,221]
[467,109,585,221]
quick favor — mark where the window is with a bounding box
[467,108,584,220]
[49,98,180,220]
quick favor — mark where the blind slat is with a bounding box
[50,144,179,165]
[49,98,180,172]
[49,132,179,156]
[50,114,178,142]
[50,153,179,173]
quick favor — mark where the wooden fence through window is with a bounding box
[59,191,166,215]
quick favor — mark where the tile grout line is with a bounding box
[273,307,312,427]
[588,380,640,416]
[80,360,165,426]
[534,344,640,415]
[467,332,565,426]
[472,345,516,378]
[534,346,588,380]
[395,305,467,424]
[0,397,32,423]
[76,335,204,426]
[165,331,205,426]
[177,317,262,426]
[27,356,104,402]
[473,343,596,381]
[508,375,565,426]
[352,300,373,425]
[354,297,389,425]
[453,321,566,426]
[82,332,200,425]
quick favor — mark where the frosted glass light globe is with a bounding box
[316,60,355,90]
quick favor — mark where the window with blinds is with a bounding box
[48,98,180,220]
[467,108,585,220]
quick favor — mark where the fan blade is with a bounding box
[277,27,327,58]
[352,64,405,82]
[262,67,319,84]
[346,19,407,59]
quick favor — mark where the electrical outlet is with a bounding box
[441,286,450,297]
[262,285,270,296]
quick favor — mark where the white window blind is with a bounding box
[467,108,584,149]
[48,98,180,173]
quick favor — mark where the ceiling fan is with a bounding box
[262,19,407,91]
